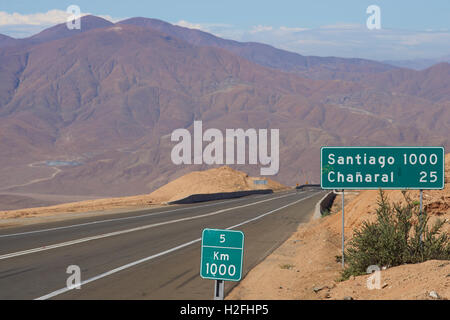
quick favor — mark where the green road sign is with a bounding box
[321,147,445,190]
[200,229,244,281]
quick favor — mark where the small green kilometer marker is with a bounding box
[200,228,244,282]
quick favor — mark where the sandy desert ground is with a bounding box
[228,154,449,300]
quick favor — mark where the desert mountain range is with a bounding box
[0,15,448,209]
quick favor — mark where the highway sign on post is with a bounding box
[321,147,445,190]
[201,228,244,300]
[200,228,244,282]
[320,146,445,269]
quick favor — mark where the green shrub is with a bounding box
[322,209,332,217]
[341,190,450,280]
[279,263,295,270]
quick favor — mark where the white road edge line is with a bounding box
[0,192,301,260]
[0,192,286,238]
[35,191,321,300]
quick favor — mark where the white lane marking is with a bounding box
[35,238,202,300]
[35,191,321,300]
[0,192,284,238]
[0,192,301,260]
[225,194,313,230]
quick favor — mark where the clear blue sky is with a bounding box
[2,0,449,31]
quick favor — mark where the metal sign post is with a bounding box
[214,280,224,300]
[419,189,423,247]
[341,189,345,268]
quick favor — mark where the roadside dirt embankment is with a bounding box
[0,166,287,222]
[228,154,450,300]
[149,166,288,203]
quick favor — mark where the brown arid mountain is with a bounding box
[359,62,450,103]
[0,16,114,49]
[118,17,396,80]
[324,63,450,137]
[26,15,114,45]
[0,16,448,210]
[384,54,450,71]
[0,34,17,48]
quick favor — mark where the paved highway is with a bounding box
[0,189,325,299]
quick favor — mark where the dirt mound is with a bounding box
[0,166,287,222]
[149,166,288,203]
[0,194,157,220]
[327,260,450,300]
[228,154,450,300]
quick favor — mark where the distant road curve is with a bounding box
[0,162,61,191]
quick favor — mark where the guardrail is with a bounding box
[295,184,321,190]
[319,192,336,216]
[313,191,336,219]
[168,189,274,205]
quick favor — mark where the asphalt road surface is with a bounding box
[0,189,325,300]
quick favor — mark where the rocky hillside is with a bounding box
[0,16,448,209]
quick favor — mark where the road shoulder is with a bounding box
[227,186,450,300]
